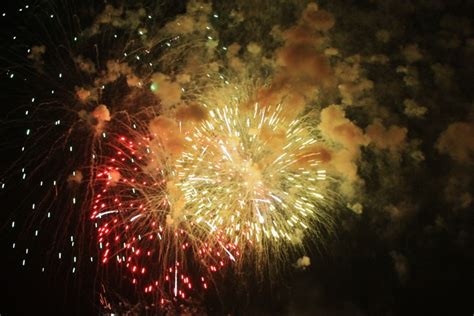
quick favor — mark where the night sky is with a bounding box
[1,0,473,315]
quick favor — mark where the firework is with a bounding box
[170,97,332,272]
[2,0,337,311]
[90,118,238,303]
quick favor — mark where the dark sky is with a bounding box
[1,0,473,315]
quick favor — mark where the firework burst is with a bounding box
[171,97,333,272]
[90,119,237,304]
[2,0,340,311]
